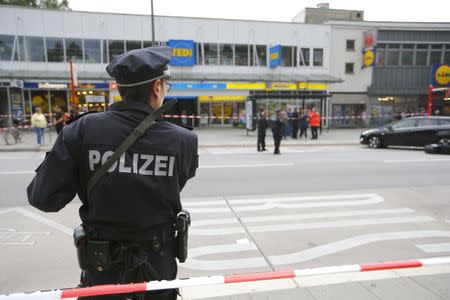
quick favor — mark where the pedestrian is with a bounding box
[308,107,321,140]
[181,109,188,126]
[281,110,289,139]
[30,107,47,145]
[256,108,268,151]
[27,46,199,300]
[270,110,283,154]
[53,106,65,134]
[299,109,309,139]
[291,107,299,139]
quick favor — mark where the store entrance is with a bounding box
[199,100,245,127]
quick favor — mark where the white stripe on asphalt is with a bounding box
[416,243,450,253]
[14,207,73,236]
[0,171,34,175]
[229,193,382,204]
[207,149,317,155]
[199,163,295,169]
[384,159,450,163]
[191,216,436,236]
[269,230,450,266]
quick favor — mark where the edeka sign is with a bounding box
[168,40,195,66]
[431,64,450,87]
[269,45,282,68]
[362,48,376,68]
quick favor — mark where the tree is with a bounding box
[0,0,70,9]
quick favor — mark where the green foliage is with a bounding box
[0,0,70,9]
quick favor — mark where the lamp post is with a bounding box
[151,0,155,44]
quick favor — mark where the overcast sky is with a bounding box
[69,0,450,22]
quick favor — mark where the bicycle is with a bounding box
[3,119,23,145]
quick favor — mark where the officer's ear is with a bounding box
[152,79,163,96]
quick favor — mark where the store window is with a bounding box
[219,44,233,65]
[84,39,101,63]
[108,40,125,62]
[281,46,293,67]
[204,43,219,65]
[415,44,428,66]
[445,45,450,64]
[251,45,266,66]
[24,36,45,62]
[299,48,310,66]
[430,44,443,65]
[126,40,142,51]
[66,38,83,62]
[401,44,414,66]
[313,48,323,66]
[376,44,385,66]
[102,40,108,63]
[46,37,64,62]
[196,43,203,65]
[0,35,14,61]
[346,40,355,51]
[345,63,354,74]
[234,44,248,66]
[386,44,400,66]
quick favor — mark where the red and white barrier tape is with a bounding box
[1,256,449,299]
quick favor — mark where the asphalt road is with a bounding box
[1,145,450,298]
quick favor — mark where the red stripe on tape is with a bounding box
[360,260,422,272]
[61,282,147,298]
[224,270,295,284]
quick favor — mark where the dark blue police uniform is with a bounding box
[27,46,198,300]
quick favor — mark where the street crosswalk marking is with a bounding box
[416,242,450,253]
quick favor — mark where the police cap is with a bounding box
[106,46,172,87]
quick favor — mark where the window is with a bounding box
[234,44,248,66]
[313,48,323,66]
[445,45,450,64]
[346,40,355,51]
[299,48,310,66]
[415,44,428,66]
[345,63,354,74]
[108,40,125,62]
[219,44,233,65]
[401,44,414,66]
[386,44,399,66]
[196,43,203,65]
[102,40,108,63]
[25,36,45,62]
[0,35,14,61]
[126,40,141,51]
[204,43,219,65]
[281,46,293,67]
[84,39,101,63]
[417,119,439,127]
[251,45,266,66]
[391,118,417,129]
[376,44,385,66]
[46,37,64,62]
[430,44,443,65]
[65,38,83,62]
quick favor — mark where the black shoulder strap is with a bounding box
[87,100,177,194]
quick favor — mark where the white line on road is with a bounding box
[269,230,450,266]
[199,163,295,169]
[229,193,382,204]
[14,207,72,236]
[416,243,450,253]
[0,171,34,175]
[384,159,450,163]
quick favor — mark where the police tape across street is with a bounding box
[1,256,449,299]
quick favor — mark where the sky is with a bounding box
[68,0,450,23]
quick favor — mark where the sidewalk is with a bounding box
[0,127,362,152]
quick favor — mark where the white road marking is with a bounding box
[0,228,51,246]
[229,193,382,204]
[236,239,250,244]
[269,230,450,266]
[384,159,450,163]
[206,149,317,155]
[14,208,72,236]
[199,163,295,169]
[191,216,436,236]
[0,171,34,175]
[184,242,268,271]
[416,243,450,253]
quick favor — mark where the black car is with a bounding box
[360,116,450,148]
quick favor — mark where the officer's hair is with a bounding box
[118,81,157,103]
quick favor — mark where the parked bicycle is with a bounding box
[3,118,23,145]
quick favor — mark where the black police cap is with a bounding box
[106,46,172,87]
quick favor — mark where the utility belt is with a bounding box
[74,210,191,272]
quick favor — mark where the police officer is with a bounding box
[270,110,283,155]
[27,46,198,300]
[256,108,268,152]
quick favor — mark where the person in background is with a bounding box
[53,106,65,134]
[270,110,283,154]
[308,107,321,140]
[291,107,299,139]
[256,109,268,152]
[281,110,289,139]
[31,107,47,145]
[299,109,309,139]
[181,109,188,126]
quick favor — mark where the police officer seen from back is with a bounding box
[27,46,198,300]
[256,108,268,152]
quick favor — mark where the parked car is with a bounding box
[360,116,450,148]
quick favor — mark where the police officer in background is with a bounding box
[270,109,283,155]
[27,46,198,300]
[256,108,268,152]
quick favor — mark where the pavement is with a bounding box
[0,127,362,151]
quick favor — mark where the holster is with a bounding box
[175,209,191,263]
[73,225,112,272]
